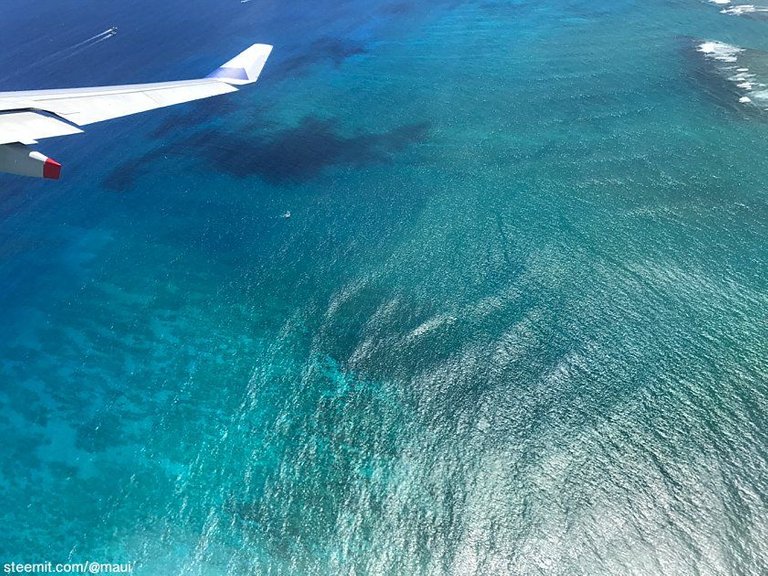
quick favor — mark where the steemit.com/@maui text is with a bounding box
[3,562,134,574]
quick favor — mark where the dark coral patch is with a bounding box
[182,116,430,184]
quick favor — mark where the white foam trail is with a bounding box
[697,40,743,62]
[55,28,117,58]
[722,4,768,14]
[695,40,768,108]
[22,28,118,72]
[68,28,118,50]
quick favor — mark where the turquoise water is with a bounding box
[1,0,768,574]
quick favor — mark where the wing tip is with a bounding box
[208,43,273,85]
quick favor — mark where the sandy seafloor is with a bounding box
[1,0,767,574]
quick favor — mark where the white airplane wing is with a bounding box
[0,43,272,179]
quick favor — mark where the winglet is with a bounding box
[207,43,273,85]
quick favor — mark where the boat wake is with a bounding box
[39,27,118,67]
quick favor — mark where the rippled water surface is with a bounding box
[1,0,767,574]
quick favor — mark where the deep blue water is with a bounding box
[1,0,768,574]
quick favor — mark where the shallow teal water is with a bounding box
[1,0,768,574]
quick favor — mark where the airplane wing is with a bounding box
[0,43,272,179]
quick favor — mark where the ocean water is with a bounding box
[1,0,768,574]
